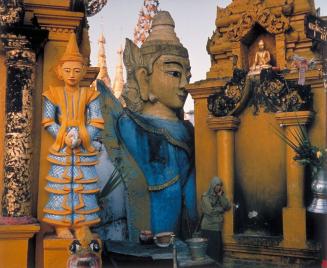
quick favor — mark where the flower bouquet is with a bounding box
[274,123,326,176]
[274,123,327,214]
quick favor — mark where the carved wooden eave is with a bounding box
[226,5,290,42]
[0,3,24,27]
[207,68,313,117]
[209,1,291,55]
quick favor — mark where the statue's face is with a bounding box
[60,61,84,87]
[258,41,265,50]
[148,55,191,110]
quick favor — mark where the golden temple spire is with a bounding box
[95,32,111,88]
[112,45,124,100]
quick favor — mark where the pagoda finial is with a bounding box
[112,46,124,100]
[95,32,111,88]
[112,45,125,100]
[133,0,160,47]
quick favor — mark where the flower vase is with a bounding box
[308,167,327,214]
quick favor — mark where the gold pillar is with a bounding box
[275,111,314,249]
[187,82,222,210]
[207,115,240,243]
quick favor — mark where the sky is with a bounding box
[88,0,327,112]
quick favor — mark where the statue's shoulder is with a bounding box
[82,87,100,103]
[42,86,63,105]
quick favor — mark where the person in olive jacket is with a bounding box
[201,176,231,262]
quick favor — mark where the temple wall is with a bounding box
[234,108,287,235]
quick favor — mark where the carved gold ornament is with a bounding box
[0,1,23,27]
[227,6,290,41]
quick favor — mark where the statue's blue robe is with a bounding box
[118,110,197,235]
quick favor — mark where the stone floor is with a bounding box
[103,240,321,268]
[223,259,320,268]
[103,257,321,268]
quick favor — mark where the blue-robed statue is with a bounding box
[95,11,197,241]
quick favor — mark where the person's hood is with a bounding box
[207,176,223,196]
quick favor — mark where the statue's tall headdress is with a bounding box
[123,11,189,111]
[59,33,85,64]
[55,33,86,80]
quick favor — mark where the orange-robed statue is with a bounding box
[41,33,104,238]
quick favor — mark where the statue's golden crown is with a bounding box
[59,33,85,64]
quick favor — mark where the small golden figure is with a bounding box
[249,39,271,75]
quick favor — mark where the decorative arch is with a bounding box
[227,6,290,42]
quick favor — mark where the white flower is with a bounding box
[248,210,258,219]
[317,151,322,159]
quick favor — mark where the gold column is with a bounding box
[207,115,240,243]
[187,81,223,210]
[189,92,217,206]
[275,111,314,249]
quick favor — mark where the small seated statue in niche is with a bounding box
[41,33,104,238]
[201,176,231,262]
[249,39,271,75]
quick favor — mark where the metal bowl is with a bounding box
[153,232,174,247]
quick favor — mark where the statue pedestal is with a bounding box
[43,235,73,268]
[42,233,101,268]
[0,224,40,268]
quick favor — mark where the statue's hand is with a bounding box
[65,132,73,148]
[65,130,81,148]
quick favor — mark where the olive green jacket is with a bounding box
[200,193,231,231]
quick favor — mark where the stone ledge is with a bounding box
[275,111,314,126]
[0,224,40,268]
[207,115,240,131]
[0,223,40,239]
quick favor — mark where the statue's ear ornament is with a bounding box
[148,93,158,103]
[123,38,145,74]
